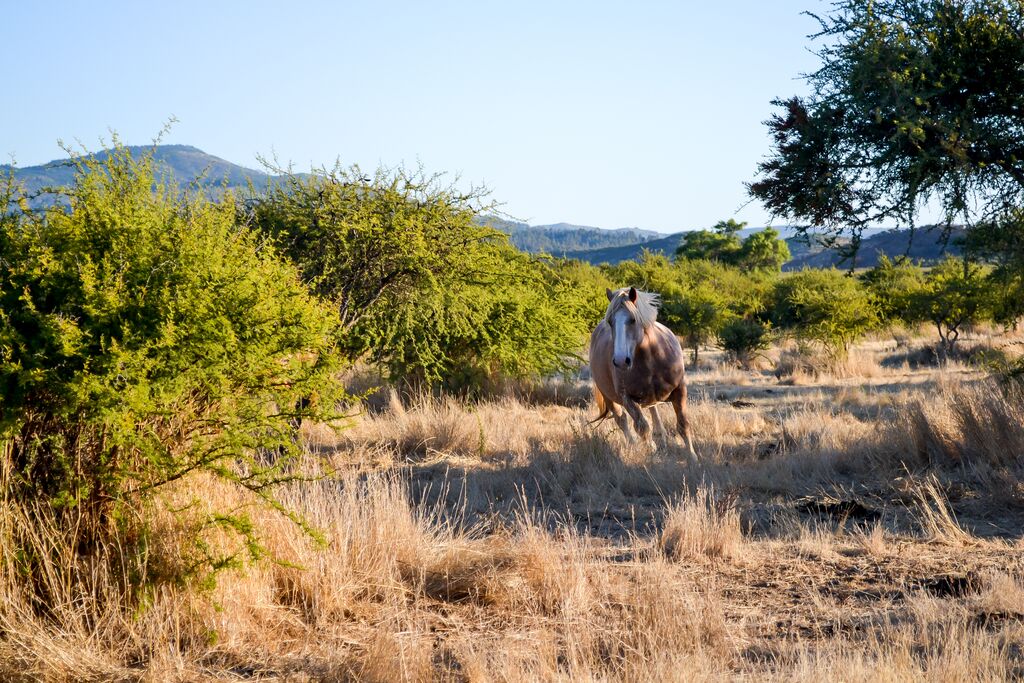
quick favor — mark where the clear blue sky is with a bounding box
[4,0,828,233]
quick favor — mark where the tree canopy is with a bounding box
[750,0,1024,244]
[246,166,591,389]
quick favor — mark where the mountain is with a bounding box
[560,225,962,267]
[2,145,279,201]
[782,226,964,270]
[479,216,662,254]
[5,145,963,269]
[561,232,686,264]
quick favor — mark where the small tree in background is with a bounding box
[962,211,1024,330]
[860,255,926,326]
[676,220,791,273]
[674,220,744,263]
[736,227,791,272]
[770,269,877,357]
[719,318,773,366]
[659,281,735,365]
[908,257,994,357]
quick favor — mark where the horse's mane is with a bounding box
[605,288,660,329]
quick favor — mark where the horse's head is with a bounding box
[605,286,647,369]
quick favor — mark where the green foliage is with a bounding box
[547,258,615,330]
[907,257,994,355]
[860,255,926,325]
[770,269,877,356]
[718,318,773,365]
[675,221,790,272]
[674,221,743,263]
[751,0,1024,257]
[0,144,346,586]
[247,166,589,390]
[736,227,791,272]
[962,211,1024,327]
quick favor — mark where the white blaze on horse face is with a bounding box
[611,307,641,369]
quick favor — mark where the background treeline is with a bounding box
[479,216,660,254]
[589,247,1019,366]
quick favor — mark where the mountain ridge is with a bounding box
[3,145,964,268]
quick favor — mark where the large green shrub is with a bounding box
[0,145,345,585]
[718,318,773,366]
[770,268,876,357]
[246,166,590,390]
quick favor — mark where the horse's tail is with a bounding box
[590,385,611,424]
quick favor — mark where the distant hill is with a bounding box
[480,216,662,254]
[5,146,962,269]
[2,145,280,203]
[562,232,686,264]
[782,226,964,270]
[560,225,961,268]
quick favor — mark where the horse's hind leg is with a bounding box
[670,386,697,457]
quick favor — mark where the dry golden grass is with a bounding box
[3,330,1024,680]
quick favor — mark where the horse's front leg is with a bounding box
[648,404,674,447]
[607,400,636,444]
[621,397,655,449]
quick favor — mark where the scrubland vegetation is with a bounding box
[0,140,1022,681]
[6,0,1024,677]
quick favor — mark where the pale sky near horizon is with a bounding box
[4,0,831,233]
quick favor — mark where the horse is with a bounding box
[589,286,697,455]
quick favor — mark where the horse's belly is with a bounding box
[615,375,678,407]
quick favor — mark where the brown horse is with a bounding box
[590,287,696,455]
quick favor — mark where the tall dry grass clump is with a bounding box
[903,380,1024,469]
[659,485,743,562]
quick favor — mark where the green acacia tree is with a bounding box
[750,0,1024,257]
[675,220,743,263]
[736,227,791,272]
[247,166,589,390]
[0,144,346,588]
[659,281,734,365]
[676,221,791,272]
[770,269,877,357]
[718,318,773,366]
[962,211,1024,328]
[908,257,994,356]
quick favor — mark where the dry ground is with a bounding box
[2,328,1024,681]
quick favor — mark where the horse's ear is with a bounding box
[628,287,638,303]
[605,288,614,301]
